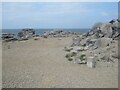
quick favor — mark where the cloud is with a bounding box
[2,2,118,29]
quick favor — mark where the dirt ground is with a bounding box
[2,37,118,88]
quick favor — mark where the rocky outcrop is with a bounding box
[64,19,119,68]
[89,19,120,39]
[2,33,17,42]
[42,29,81,38]
[17,28,35,40]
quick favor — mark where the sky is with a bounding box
[2,2,118,29]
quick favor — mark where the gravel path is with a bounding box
[2,37,118,88]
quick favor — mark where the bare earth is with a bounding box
[2,37,118,88]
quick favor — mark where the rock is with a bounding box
[64,47,73,52]
[34,37,39,40]
[100,23,113,38]
[87,39,96,46]
[2,33,17,41]
[43,33,48,38]
[100,55,113,62]
[87,57,96,68]
[92,46,98,50]
[91,22,103,32]
[70,50,78,55]
[109,19,116,24]
[95,37,111,48]
[42,29,81,38]
[17,28,35,40]
[63,19,119,66]
[82,33,89,38]
[112,31,120,39]
[90,19,120,39]
[84,46,89,50]
[58,38,62,40]
[88,44,94,47]
[88,31,94,36]
[71,36,81,46]
[112,53,118,59]
[94,38,101,47]
[73,46,84,51]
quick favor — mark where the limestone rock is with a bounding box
[17,28,35,40]
[87,57,96,68]
[64,47,73,52]
[71,36,81,46]
[95,37,111,48]
[73,46,84,52]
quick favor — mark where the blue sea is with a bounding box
[2,28,90,35]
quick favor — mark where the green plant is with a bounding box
[79,54,86,61]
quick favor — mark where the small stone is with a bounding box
[87,57,96,68]
[58,38,62,40]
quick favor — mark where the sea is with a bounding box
[2,28,90,35]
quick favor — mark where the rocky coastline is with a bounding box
[64,19,119,68]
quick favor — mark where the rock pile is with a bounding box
[17,28,35,40]
[89,19,120,39]
[42,29,81,38]
[2,33,17,42]
[64,19,119,68]
[2,28,36,42]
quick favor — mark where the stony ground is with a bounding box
[2,37,118,88]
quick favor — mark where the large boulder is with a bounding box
[17,28,35,40]
[2,33,17,41]
[95,37,112,48]
[89,19,120,39]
